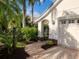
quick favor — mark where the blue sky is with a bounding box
[26,0,54,17]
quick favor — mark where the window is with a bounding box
[77,20,79,23]
[69,20,74,23]
[61,20,66,24]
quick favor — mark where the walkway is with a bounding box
[25,41,46,59]
[25,41,79,59]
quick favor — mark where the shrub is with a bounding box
[46,40,57,45]
[47,40,53,45]
[0,32,13,54]
[16,42,25,48]
[15,28,24,42]
[21,26,37,42]
[0,33,12,48]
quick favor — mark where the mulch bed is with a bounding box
[41,39,57,50]
[0,47,30,59]
[41,44,57,50]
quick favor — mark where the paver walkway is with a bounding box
[25,41,46,59]
[37,46,79,59]
[25,41,79,59]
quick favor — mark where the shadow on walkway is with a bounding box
[0,48,30,59]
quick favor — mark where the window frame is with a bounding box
[77,20,79,23]
[61,20,66,24]
[69,20,75,23]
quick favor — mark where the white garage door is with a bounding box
[58,19,79,49]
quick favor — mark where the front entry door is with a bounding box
[43,25,49,39]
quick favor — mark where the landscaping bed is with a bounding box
[0,47,30,59]
[41,39,57,50]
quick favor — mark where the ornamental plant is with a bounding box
[21,26,37,43]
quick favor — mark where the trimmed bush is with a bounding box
[21,26,37,42]
[46,39,57,45]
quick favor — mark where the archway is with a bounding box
[42,20,49,39]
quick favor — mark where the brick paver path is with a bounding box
[25,41,46,59]
[25,41,79,59]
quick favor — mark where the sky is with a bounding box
[26,0,54,17]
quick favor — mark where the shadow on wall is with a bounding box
[58,21,77,49]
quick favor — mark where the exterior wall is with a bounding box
[38,8,58,39]
[57,0,79,49]
[57,0,79,17]
[50,8,59,40]
[38,12,53,38]
[38,21,43,37]
[44,11,53,39]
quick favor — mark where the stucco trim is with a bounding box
[34,0,63,23]
[58,15,79,20]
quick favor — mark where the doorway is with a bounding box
[42,20,49,39]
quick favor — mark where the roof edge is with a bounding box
[34,0,63,23]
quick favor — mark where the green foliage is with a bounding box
[47,40,53,45]
[15,28,24,42]
[0,32,12,48]
[21,26,37,42]
[47,40,57,45]
[16,42,25,48]
[0,0,22,32]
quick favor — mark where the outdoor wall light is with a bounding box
[52,20,55,24]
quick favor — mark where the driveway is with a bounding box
[37,46,79,59]
[25,41,79,59]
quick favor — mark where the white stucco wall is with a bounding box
[38,12,53,38]
[57,0,79,17]
[38,8,59,39]
[38,21,43,37]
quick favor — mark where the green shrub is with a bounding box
[46,40,57,45]
[47,40,53,45]
[15,28,24,42]
[21,26,37,42]
[0,32,13,54]
[16,42,25,48]
[0,33,12,48]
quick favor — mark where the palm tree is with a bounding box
[22,0,41,27]
[0,0,22,52]
[17,0,45,27]
[0,0,22,30]
[28,0,45,24]
[22,0,26,27]
[29,0,36,24]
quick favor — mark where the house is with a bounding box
[34,0,79,49]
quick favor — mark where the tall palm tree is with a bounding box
[28,0,35,24]
[28,0,45,24]
[22,0,26,27]
[18,0,45,27]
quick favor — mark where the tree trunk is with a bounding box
[12,27,16,51]
[31,5,34,25]
[22,0,26,27]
